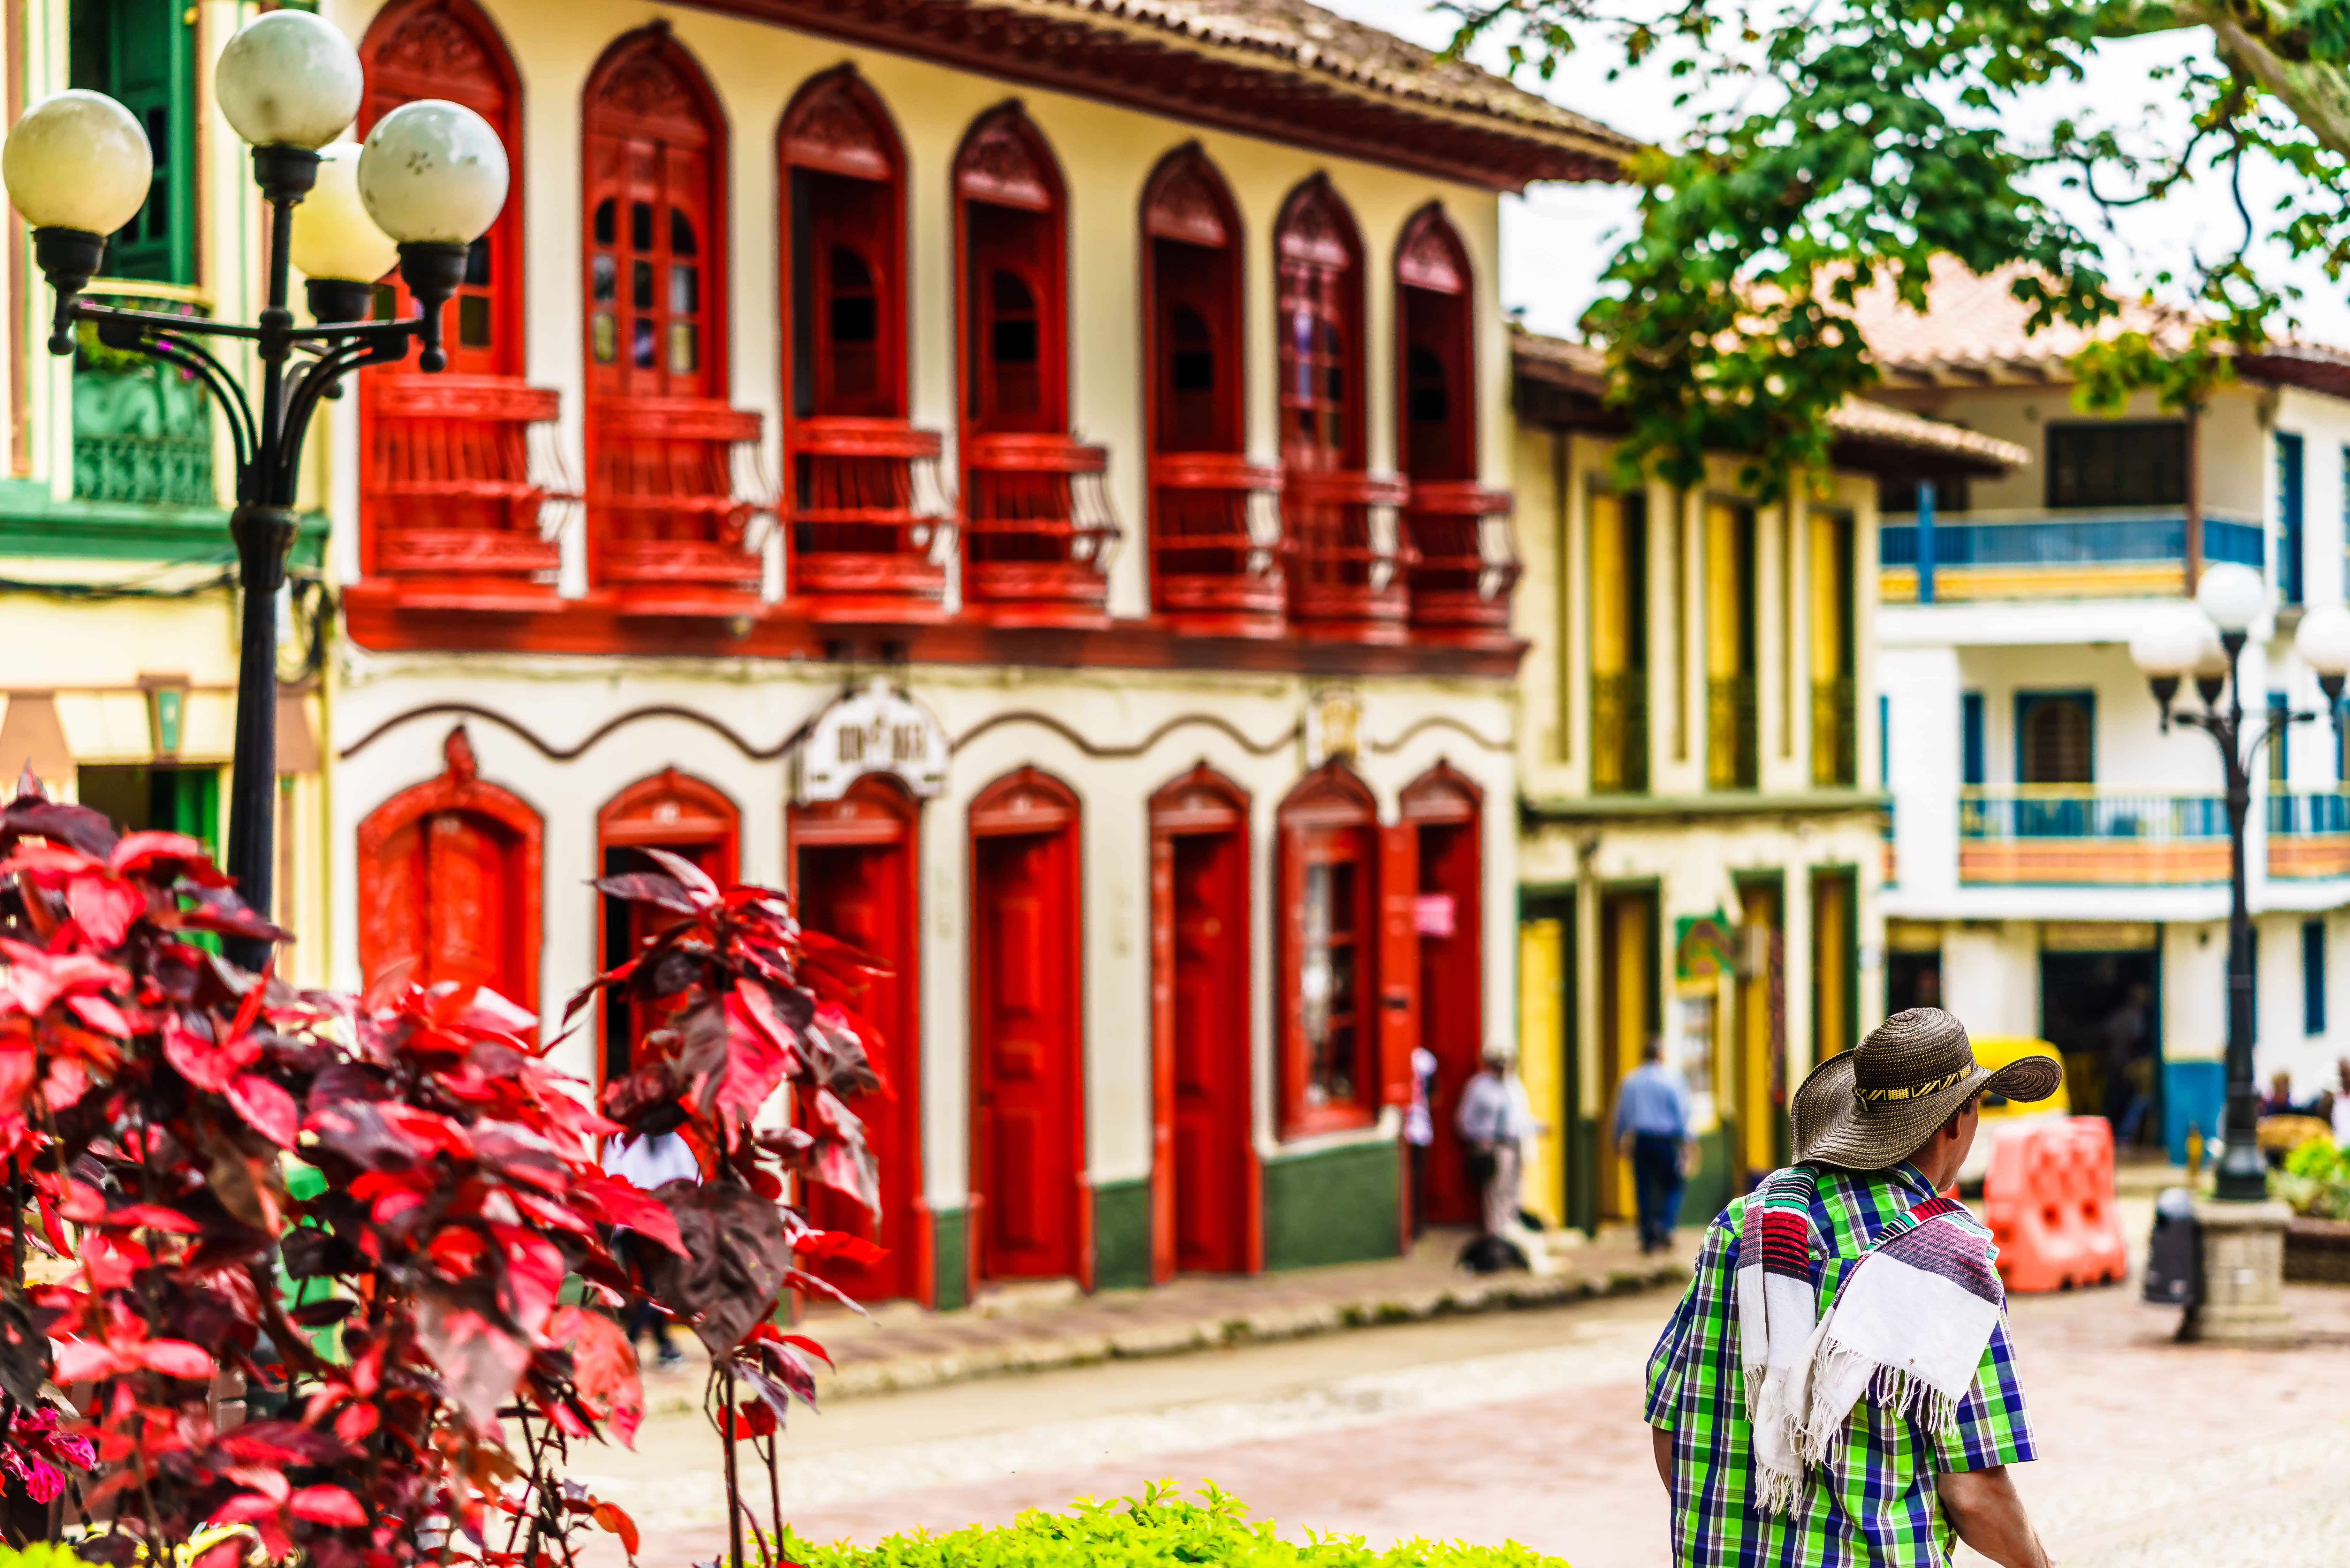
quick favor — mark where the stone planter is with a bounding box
[2284,1216,2350,1284]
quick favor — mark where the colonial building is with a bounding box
[1506,331,2028,1226]
[1859,263,2350,1160]
[0,0,332,982]
[303,0,1635,1302]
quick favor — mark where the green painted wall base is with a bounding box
[1683,1127,1732,1224]
[932,1206,967,1312]
[1263,1139,1400,1271]
[1093,1178,1150,1290]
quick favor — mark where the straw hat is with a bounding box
[1792,1007,2062,1169]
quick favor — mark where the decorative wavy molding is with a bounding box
[1366,714,1508,754]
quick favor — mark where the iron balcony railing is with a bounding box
[2268,790,2350,836]
[1960,788,2229,841]
[1589,670,1649,794]
[1707,674,1759,790]
[1880,509,2264,570]
[1812,675,1856,788]
[73,288,217,509]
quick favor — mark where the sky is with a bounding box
[1317,0,2350,349]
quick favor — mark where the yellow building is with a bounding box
[1507,332,2028,1226]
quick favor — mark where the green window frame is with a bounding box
[70,0,197,285]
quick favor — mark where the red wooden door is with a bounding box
[970,775,1081,1284]
[791,781,924,1303]
[1415,819,1484,1224]
[597,771,738,1086]
[1170,828,1250,1272]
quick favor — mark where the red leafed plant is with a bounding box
[0,770,887,1567]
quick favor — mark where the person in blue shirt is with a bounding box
[1615,1035,1695,1254]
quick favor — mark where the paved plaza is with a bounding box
[577,1225,2350,1567]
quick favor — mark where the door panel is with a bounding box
[1416,819,1483,1226]
[795,830,919,1303]
[973,829,1079,1280]
[1169,831,1248,1273]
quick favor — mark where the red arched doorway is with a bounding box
[356,725,542,1016]
[596,769,740,1087]
[789,775,927,1304]
[968,767,1086,1286]
[1401,762,1485,1227]
[1148,764,1256,1279]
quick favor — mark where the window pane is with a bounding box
[464,236,490,287]
[670,208,698,258]
[591,311,616,363]
[457,294,491,348]
[669,321,698,376]
[992,320,1039,365]
[593,198,616,245]
[592,253,617,303]
[631,200,654,252]
[371,283,396,322]
[631,316,655,368]
[670,263,697,316]
[831,295,878,344]
[632,260,653,311]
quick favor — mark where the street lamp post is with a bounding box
[2130,563,2350,1340]
[1,11,508,968]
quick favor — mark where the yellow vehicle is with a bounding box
[1959,1036,2071,1187]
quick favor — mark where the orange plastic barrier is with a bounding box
[1981,1116,2129,1293]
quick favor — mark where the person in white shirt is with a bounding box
[1455,1043,1541,1241]
[1405,1045,1438,1239]
[602,1129,698,1368]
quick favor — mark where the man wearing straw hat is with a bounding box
[1643,1008,2061,1567]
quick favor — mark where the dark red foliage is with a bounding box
[0,777,889,1565]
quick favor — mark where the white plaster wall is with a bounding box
[1941,921,2039,1039]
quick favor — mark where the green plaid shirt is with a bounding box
[1644,1162,2036,1566]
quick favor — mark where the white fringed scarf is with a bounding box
[1737,1169,2006,1515]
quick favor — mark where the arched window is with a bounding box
[1276,178,1406,643]
[596,769,741,1086]
[779,69,950,621]
[355,0,557,609]
[1394,204,1516,648]
[955,106,1114,625]
[356,726,542,1016]
[1276,763,1382,1135]
[582,30,761,615]
[1142,146,1282,636]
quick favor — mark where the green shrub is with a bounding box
[779,1483,1570,1568]
[2283,1135,2347,1182]
[2273,1136,2350,1219]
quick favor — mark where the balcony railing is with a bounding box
[1285,468,1413,644]
[1812,675,1856,787]
[1149,452,1285,637]
[364,375,568,612]
[1706,674,1758,790]
[785,416,954,623]
[1402,480,1519,648]
[1880,509,2264,603]
[588,398,769,617]
[962,432,1118,627]
[73,291,215,509]
[2269,790,2350,879]
[1959,787,2229,884]
[1589,670,1648,794]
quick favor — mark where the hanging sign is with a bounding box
[795,679,949,804]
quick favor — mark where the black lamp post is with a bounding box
[2133,565,2350,1201]
[2,13,509,969]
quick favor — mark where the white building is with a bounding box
[1861,264,2350,1156]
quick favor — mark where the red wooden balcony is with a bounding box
[588,399,769,617]
[1404,480,1520,647]
[1150,453,1286,638]
[361,376,567,613]
[786,417,954,623]
[962,432,1118,628]
[1284,468,1413,644]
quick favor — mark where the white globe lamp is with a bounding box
[215,11,364,151]
[2196,562,2267,636]
[292,143,398,321]
[357,100,510,369]
[2294,602,2350,681]
[2127,605,2208,679]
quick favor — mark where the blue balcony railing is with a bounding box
[1961,788,2228,841]
[2269,790,2350,836]
[1881,510,2263,570]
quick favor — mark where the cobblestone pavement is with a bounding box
[575,1231,2350,1567]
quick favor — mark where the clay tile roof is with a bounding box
[1848,259,2194,382]
[769,0,1638,189]
[1511,328,2029,471]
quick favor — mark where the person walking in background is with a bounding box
[1456,1043,1540,1262]
[1616,1035,1694,1255]
[603,1127,699,1369]
[1405,1044,1439,1240]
